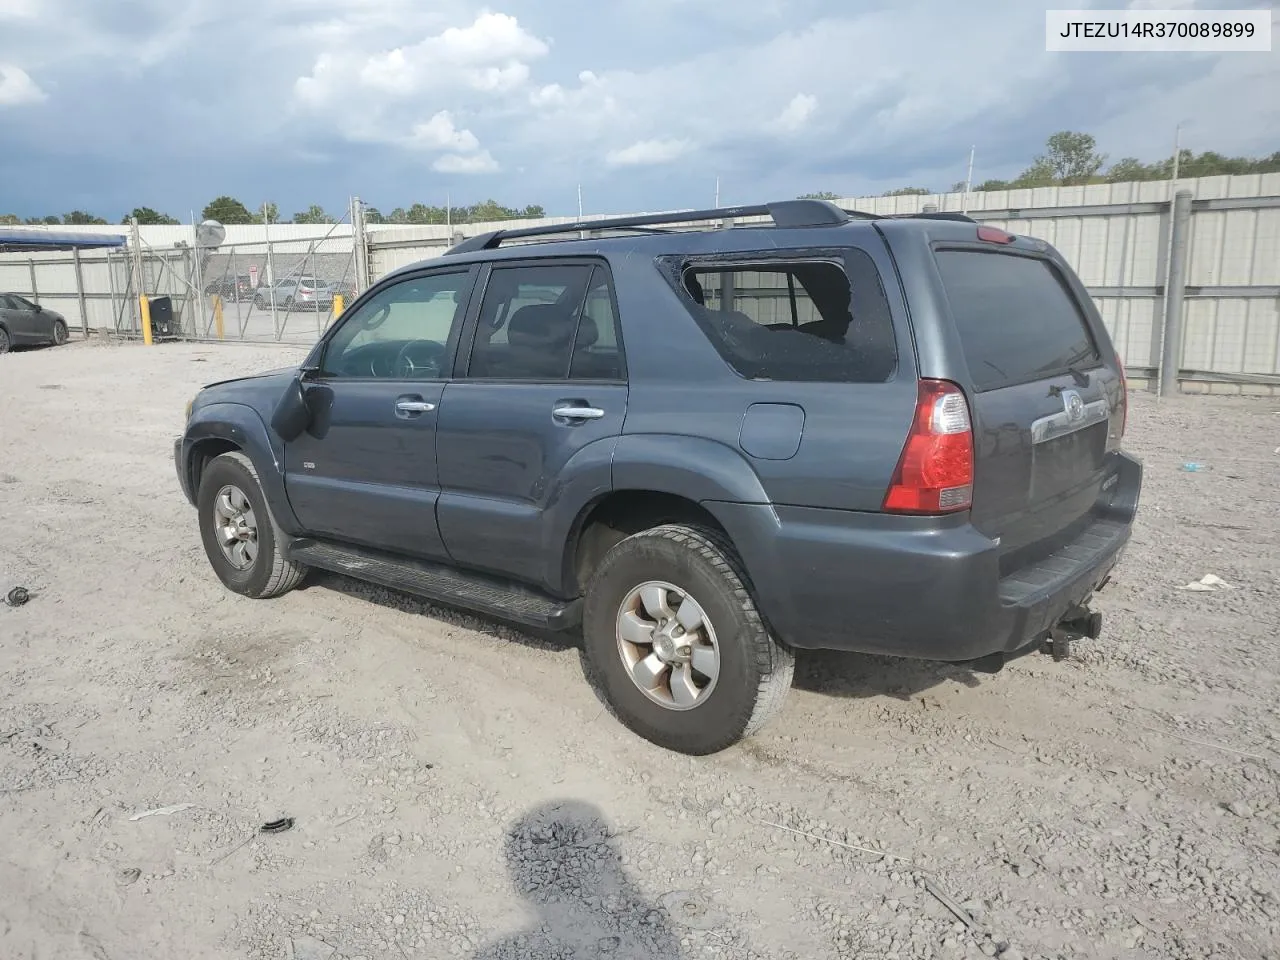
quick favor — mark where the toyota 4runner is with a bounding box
[174,199,1142,755]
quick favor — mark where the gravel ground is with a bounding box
[1,340,1278,960]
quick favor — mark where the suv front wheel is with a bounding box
[582,524,794,755]
[196,451,307,599]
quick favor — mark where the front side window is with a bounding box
[320,271,471,379]
[671,251,897,383]
[467,263,619,381]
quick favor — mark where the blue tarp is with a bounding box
[0,228,127,251]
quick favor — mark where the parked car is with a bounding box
[252,276,332,311]
[204,274,254,302]
[0,293,70,354]
[174,199,1141,755]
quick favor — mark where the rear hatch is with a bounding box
[932,239,1124,563]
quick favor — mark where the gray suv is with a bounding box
[174,200,1141,755]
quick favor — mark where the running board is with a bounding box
[287,539,582,632]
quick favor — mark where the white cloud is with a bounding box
[774,93,817,131]
[433,150,500,174]
[467,61,530,93]
[606,138,690,167]
[0,64,45,106]
[530,83,565,107]
[406,111,481,152]
[0,0,37,18]
[298,10,548,107]
[433,11,548,63]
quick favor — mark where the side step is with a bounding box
[287,538,582,632]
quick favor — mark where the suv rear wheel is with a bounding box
[197,451,307,598]
[582,524,793,754]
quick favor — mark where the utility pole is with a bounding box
[715,176,721,208]
[962,145,975,214]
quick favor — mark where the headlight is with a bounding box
[185,395,196,420]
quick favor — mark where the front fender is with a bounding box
[181,401,301,533]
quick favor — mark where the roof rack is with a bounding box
[442,199,877,257]
[893,211,977,223]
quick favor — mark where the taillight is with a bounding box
[883,379,974,514]
[1111,355,1128,449]
[977,225,1014,244]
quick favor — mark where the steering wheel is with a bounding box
[392,340,445,379]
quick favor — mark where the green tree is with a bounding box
[1105,157,1154,183]
[122,207,179,225]
[291,204,335,224]
[799,191,841,200]
[882,187,931,197]
[25,215,62,225]
[387,207,409,224]
[256,202,279,225]
[363,206,386,224]
[201,196,255,224]
[0,213,20,225]
[63,210,108,225]
[1035,131,1106,185]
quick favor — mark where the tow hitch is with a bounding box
[1044,604,1103,661]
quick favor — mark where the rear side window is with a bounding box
[673,251,897,382]
[935,251,1100,392]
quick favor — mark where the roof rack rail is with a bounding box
[442,198,863,256]
[896,212,977,223]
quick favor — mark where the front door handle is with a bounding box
[553,404,605,421]
[395,399,436,414]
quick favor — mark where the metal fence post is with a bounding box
[28,259,38,304]
[352,196,370,293]
[1158,189,1194,398]
[73,247,89,337]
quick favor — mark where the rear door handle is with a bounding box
[553,404,605,421]
[395,399,436,414]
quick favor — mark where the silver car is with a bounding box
[252,277,333,312]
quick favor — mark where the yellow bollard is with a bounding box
[139,295,153,346]
[213,295,225,339]
[332,293,344,322]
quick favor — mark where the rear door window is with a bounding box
[934,250,1100,392]
[672,251,897,383]
[466,263,614,381]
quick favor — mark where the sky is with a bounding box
[0,0,1277,221]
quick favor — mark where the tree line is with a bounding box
[801,131,1280,199]
[0,198,547,229]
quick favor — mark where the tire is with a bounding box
[0,327,9,355]
[196,451,307,599]
[582,524,794,755]
[52,319,68,346]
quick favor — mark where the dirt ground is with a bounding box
[2,340,1278,960]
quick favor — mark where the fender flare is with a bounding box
[181,401,301,532]
[542,433,770,595]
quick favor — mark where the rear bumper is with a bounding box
[708,451,1141,662]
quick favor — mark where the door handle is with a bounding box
[553,404,605,421]
[395,399,436,414]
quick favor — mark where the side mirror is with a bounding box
[34,304,43,313]
[269,374,312,442]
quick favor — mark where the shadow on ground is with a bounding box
[305,573,992,707]
[471,799,683,959]
[793,649,983,700]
